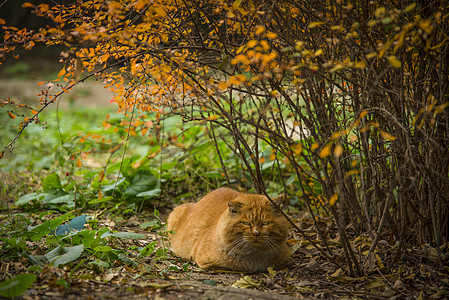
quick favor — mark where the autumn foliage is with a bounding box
[1,0,448,276]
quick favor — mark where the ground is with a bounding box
[2,189,447,299]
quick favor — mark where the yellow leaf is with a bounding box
[154,6,167,18]
[76,158,82,167]
[387,55,401,68]
[403,3,416,13]
[266,31,278,39]
[291,143,303,155]
[228,75,242,85]
[217,82,228,91]
[308,22,324,28]
[353,60,366,68]
[334,144,343,158]
[329,193,338,206]
[419,20,433,34]
[260,40,270,51]
[311,142,319,151]
[231,276,260,288]
[255,26,265,35]
[232,0,242,10]
[379,130,396,141]
[295,41,304,50]
[247,39,258,48]
[314,49,323,56]
[267,267,276,277]
[231,54,251,65]
[134,0,146,10]
[374,7,386,18]
[319,143,332,158]
[359,110,368,118]
[22,2,34,8]
[58,67,66,78]
[434,102,449,114]
[366,52,377,59]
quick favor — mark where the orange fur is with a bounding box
[166,188,290,273]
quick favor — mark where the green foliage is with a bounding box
[0,273,37,298]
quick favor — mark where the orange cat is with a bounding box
[166,188,290,273]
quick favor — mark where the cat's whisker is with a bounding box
[264,237,282,253]
[227,238,247,255]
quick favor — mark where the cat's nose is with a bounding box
[252,227,260,237]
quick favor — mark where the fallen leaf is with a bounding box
[231,276,260,288]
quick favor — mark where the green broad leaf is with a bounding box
[15,192,45,206]
[52,245,85,267]
[44,246,63,261]
[93,245,112,252]
[101,231,146,240]
[42,193,74,205]
[30,218,65,241]
[88,196,113,205]
[139,220,160,230]
[42,173,63,192]
[261,160,275,170]
[89,260,110,268]
[118,253,138,266]
[125,170,160,197]
[25,253,49,266]
[101,177,127,194]
[203,279,217,286]
[136,188,161,198]
[202,171,222,179]
[0,273,37,298]
[285,174,296,186]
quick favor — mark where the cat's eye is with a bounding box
[261,221,270,226]
[242,221,251,226]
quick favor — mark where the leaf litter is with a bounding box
[1,185,448,299]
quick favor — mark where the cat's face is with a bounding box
[222,195,289,254]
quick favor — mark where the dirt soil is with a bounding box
[0,78,116,109]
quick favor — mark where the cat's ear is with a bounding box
[227,201,242,215]
[270,194,285,208]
